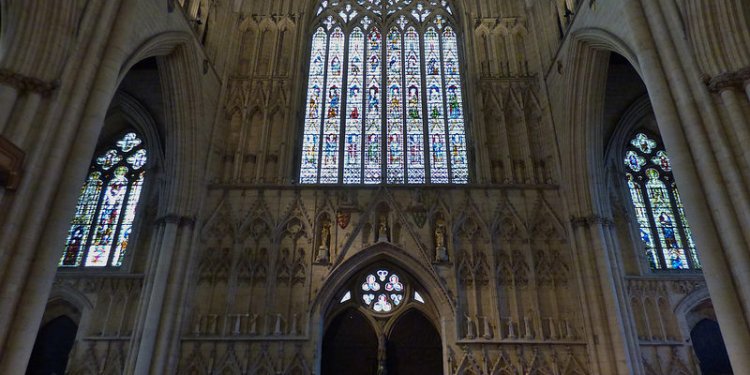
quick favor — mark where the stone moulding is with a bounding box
[0,68,58,97]
[706,66,750,93]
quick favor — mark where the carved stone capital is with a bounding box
[0,69,58,97]
[570,215,613,228]
[706,66,750,93]
[155,214,196,226]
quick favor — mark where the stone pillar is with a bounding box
[129,216,189,374]
[570,216,633,374]
[0,0,125,369]
[621,0,750,370]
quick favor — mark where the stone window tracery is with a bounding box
[59,132,147,268]
[300,0,469,184]
[624,132,700,270]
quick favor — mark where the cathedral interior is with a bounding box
[0,0,749,374]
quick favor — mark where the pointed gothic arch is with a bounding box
[319,256,444,374]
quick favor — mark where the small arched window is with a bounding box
[59,132,147,268]
[623,132,699,270]
[299,0,468,184]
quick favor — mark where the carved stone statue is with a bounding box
[377,214,388,242]
[434,217,448,262]
[316,218,331,263]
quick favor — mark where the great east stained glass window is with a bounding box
[59,132,147,268]
[300,0,468,184]
[624,132,700,270]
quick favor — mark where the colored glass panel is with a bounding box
[645,169,688,270]
[364,28,383,183]
[442,26,468,183]
[425,27,448,183]
[301,28,328,183]
[361,269,405,313]
[624,132,699,271]
[626,174,659,269]
[624,150,646,172]
[386,27,405,183]
[86,167,129,267]
[303,0,467,184]
[651,150,671,172]
[344,28,365,183]
[673,184,700,268]
[60,172,103,267]
[631,133,656,154]
[112,171,144,267]
[60,132,148,269]
[404,27,425,183]
[320,28,345,183]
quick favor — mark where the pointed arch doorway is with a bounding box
[322,264,443,374]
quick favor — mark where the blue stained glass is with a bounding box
[386,27,405,183]
[645,168,688,269]
[624,133,699,270]
[344,27,366,183]
[442,27,468,183]
[61,132,148,268]
[672,183,700,268]
[320,28,345,183]
[60,172,103,267]
[364,28,383,183]
[405,27,424,183]
[425,27,448,183]
[112,171,144,266]
[86,167,129,267]
[301,28,328,183]
[301,2,468,185]
[627,173,658,269]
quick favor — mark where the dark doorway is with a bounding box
[27,315,78,375]
[691,319,733,375]
[322,309,378,375]
[387,309,443,375]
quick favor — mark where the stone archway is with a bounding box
[322,308,378,375]
[321,262,443,374]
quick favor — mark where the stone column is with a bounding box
[621,0,750,370]
[570,216,633,374]
[0,0,125,369]
[129,216,185,374]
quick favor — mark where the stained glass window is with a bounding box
[60,132,148,268]
[361,269,405,313]
[301,0,468,184]
[623,132,700,270]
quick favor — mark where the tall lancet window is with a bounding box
[624,132,700,270]
[59,132,147,268]
[300,0,469,184]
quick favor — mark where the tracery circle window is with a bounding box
[299,0,469,184]
[360,269,405,313]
